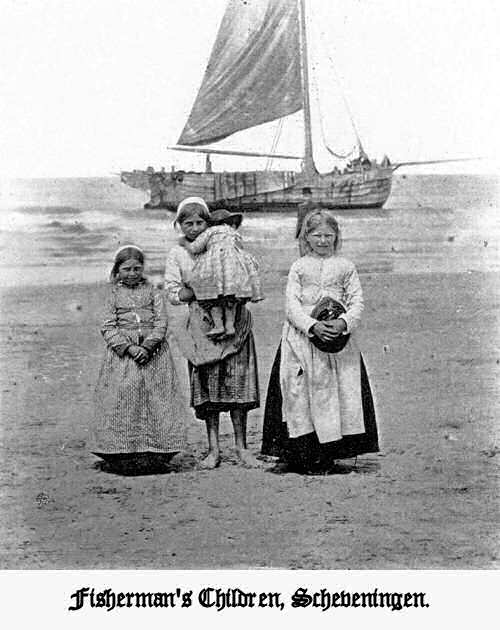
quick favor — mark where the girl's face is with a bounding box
[117,258,144,286]
[180,212,208,241]
[306,219,337,257]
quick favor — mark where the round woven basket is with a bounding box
[310,297,350,353]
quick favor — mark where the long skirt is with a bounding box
[190,331,260,420]
[261,345,378,470]
[91,341,188,454]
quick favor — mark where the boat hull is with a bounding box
[120,166,393,211]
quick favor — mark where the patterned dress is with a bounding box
[185,225,263,302]
[164,244,260,420]
[91,280,188,454]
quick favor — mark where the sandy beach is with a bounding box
[1,257,498,569]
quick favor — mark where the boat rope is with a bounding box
[266,118,284,170]
[312,68,356,160]
[311,9,366,158]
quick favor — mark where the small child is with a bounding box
[183,209,263,338]
[91,245,188,470]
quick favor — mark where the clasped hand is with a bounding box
[178,286,195,303]
[311,319,346,342]
[128,344,150,365]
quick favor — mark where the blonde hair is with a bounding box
[298,209,342,256]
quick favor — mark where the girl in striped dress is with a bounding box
[91,245,188,472]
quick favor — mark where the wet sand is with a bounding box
[0,265,498,569]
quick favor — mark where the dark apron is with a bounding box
[260,344,379,468]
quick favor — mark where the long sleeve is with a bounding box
[164,249,186,305]
[100,288,131,357]
[338,263,364,333]
[285,264,316,335]
[183,228,212,255]
[142,290,167,352]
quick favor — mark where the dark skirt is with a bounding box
[261,345,379,471]
[189,331,260,420]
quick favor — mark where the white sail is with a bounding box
[178,0,302,147]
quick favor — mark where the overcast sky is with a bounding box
[1,0,499,177]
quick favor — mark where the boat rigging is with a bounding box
[121,0,478,211]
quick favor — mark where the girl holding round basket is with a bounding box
[261,209,379,475]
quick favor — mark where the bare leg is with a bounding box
[206,304,225,338]
[224,301,236,336]
[231,408,259,468]
[199,413,221,469]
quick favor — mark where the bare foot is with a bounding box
[199,452,221,470]
[235,448,260,468]
[206,327,225,339]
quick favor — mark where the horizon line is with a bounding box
[1,171,498,181]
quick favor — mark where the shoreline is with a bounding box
[1,268,498,569]
[0,265,494,292]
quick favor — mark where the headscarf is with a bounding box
[175,196,210,225]
[114,244,144,259]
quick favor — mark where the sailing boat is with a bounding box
[120,0,470,211]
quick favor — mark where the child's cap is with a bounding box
[175,196,210,224]
[114,244,144,259]
[209,208,243,229]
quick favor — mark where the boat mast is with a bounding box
[299,0,316,177]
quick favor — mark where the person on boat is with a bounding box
[91,245,188,474]
[164,197,261,470]
[183,208,263,339]
[295,187,315,239]
[261,209,379,475]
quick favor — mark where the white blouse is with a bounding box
[163,244,194,305]
[285,254,364,335]
[280,254,365,442]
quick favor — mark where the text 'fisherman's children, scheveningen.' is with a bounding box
[68,586,429,612]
